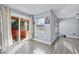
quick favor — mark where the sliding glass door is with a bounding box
[20,18,29,41]
[11,16,19,44]
[11,16,30,44]
[10,9,32,47]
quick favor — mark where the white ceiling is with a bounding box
[4,4,79,18]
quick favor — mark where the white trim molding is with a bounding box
[33,38,51,45]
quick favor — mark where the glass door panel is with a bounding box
[20,18,29,41]
[11,16,19,44]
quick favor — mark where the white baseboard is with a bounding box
[67,36,79,39]
[33,36,58,45]
[33,39,51,45]
[58,35,79,39]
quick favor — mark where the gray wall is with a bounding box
[34,10,58,44]
[34,11,51,43]
[50,10,59,43]
[59,17,79,38]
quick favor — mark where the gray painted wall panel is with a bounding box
[59,17,79,38]
[34,10,58,44]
